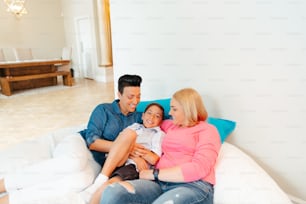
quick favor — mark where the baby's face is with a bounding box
[142,105,163,128]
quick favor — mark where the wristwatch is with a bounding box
[153,168,159,181]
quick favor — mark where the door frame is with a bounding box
[74,16,95,79]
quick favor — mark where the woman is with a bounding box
[100,88,221,204]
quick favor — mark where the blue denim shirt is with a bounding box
[79,99,142,165]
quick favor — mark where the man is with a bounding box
[0,74,144,204]
[80,74,143,198]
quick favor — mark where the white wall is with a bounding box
[0,0,112,81]
[0,0,65,60]
[60,0,112,81]
[110,0,306,200]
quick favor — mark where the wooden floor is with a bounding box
[0,78,115,150]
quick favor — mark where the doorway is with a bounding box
[75,17,94,79]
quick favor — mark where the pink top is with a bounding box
[157,120,221,185]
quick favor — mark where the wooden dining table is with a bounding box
[0,59,72,96]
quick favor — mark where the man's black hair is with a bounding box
[118,74,142,94]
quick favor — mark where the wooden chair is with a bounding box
[13,48,33,61]
[0,48,6,62]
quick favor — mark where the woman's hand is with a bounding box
[139,169,154,180]
[130,144,159,165]
[129,155,149,171]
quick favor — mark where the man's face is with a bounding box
[118,86,141,115]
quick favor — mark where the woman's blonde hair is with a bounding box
[172,88,208,127]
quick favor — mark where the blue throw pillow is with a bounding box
[137,98,236,143]
[207,117,236,143]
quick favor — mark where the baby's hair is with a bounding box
[144,103,165,119]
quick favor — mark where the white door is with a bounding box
[76,17,94,79]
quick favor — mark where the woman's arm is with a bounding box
[140,129,165,165]
[139,166,184,182]
[141,150,159,165]
[131,144,160,165]
[129,155,149,171]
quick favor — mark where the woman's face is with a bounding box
[169,98,185,126]
[142,105,163,128]
[118,86,141,115]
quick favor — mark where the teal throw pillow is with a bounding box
[207,117,236,143]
